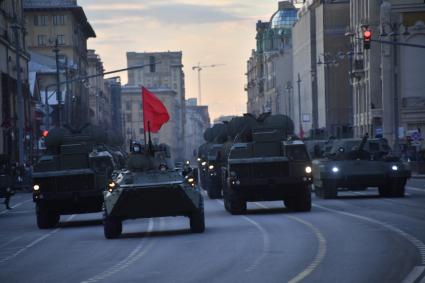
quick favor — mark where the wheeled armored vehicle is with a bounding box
[103,144,205,239]
[222,114,313,214]
[312,134,411,199]
[32,125,119,229]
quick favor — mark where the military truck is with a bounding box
[103,143,205,239]
[222,113,313,214]
[32,125,118,229]
[203,123,229,199]
[312,134,411,199]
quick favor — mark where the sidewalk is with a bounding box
[411,174,425,179]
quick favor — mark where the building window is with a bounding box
[56,35,65,45]
[34,15,48,26]
[37,35,47,46]
[53,15,65,25]
[126,101,131,111]
[139,128,144,134]
[126,114,131,122]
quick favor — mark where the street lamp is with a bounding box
[380,22,410,157]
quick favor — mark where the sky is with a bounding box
[79,0,293,120]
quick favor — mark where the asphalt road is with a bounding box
[1,180,425,283]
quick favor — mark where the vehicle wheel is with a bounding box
[36,203,59,229]
[389,179,406,198]
[207,184,222,199]
[378,185,390,197]
[103,212,122,239]
[190,197,205,233]
[226,195,246,215]
[322,181,337,199]
[285,186,312,212]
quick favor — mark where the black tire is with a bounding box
[190,197,205,233]
[285,186,312,212]
[225,195,246,215]
[103,212,122,239]
[322,181,338,199]
[389,178,406,198]
[36,203,59,229]
[378,185,390,197]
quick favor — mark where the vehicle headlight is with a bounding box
[33,184,40,191]
[197,158,201,162]
[108,181,117,192]
[391,165,398,171]
[201,161,207,166]
[188,177,195,184]
[209,165,214,170]
[305,166,312,174]
[332,166,339,173]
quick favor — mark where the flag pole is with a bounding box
[148,121,154,157]
[142,87,147,151]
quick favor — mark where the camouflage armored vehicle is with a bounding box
[222,113,313,214]
[197,128,214,189]
[32,125,118,229]
[312,134,411,199]
[103,143,205,239]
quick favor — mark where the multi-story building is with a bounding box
[106,77,123,143]
[121,85,182,161]
[87,49,111,129]
[350,0,425,149]
[246,1,298,117]
[1,0,31,162]
[23,0,96,127]
[185,98,210,163]
[293,0,351,138]
[126,51,186,160]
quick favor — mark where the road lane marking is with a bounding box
[254,202,327,283]
[212,198,270,273]
[314,203,425,283]
[0,199,32,215]
[0,214,75,264]
[406,186,425,193]
[81,218,157,283]
[0,236,23,249]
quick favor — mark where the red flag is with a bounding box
[142,87,170,133]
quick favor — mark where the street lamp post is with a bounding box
[53,39,63,127]
[285,82,293,117]
[297,73,302,138]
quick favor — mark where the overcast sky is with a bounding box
[79,0,288,120]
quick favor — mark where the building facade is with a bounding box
[350,0,425,149]
[246,1,297,118]
[106,76,123,144]
[0,0,31,162]
[293,0,351,138]
[23,0,96,128]
[126,51,186,160]
[185,98,210,163]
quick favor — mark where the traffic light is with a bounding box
[363,29,372,50]
[42,130,49,137]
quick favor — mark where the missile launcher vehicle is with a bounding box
[103,144,205,239]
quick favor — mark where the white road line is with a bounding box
[213,198,270,273]
[0,199,32,215]
[81,218,157,283]
[0,214,75,264]
[254,202,327,283]
[0,236,23,249]
[406,186,425,193]
[314,203,425,283]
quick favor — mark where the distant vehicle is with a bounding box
[222,114,313,214]
[32,125,121,229]
[103,143,204,239]
[312,134,411,198]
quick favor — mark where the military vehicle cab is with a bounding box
[32,125,117,229]
[103,143,205,239]
[222,114,313,214]
[312,134,411,199]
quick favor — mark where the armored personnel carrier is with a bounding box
[222,113,313,214]
[312,134,411,199]
[32,125,118,229]
[103,143,205,239]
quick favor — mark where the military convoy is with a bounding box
[103,143,204,239]
[312,134,411,198]
[32,124,123,229]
